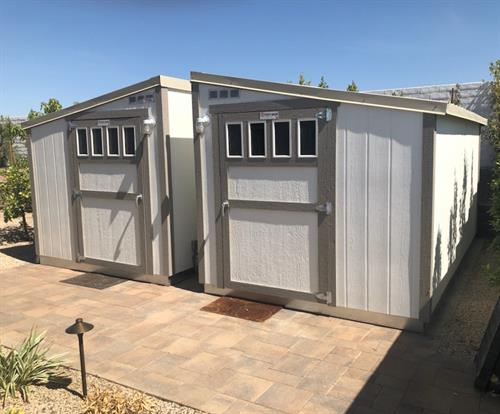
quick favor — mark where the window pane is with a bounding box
[77,129,88,155]
[92,128,103,155]
[227,124,242,157]
[107,127,119,156]
[299,120,316,156]
[123,127,136,156]
[274,121,290,156]
[250,122,266,157]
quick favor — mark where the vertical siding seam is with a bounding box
[40,138,53,256]
[343,127,348,307]
[51,136,63,258]
[365,124,369,311]
[387,113,393,314]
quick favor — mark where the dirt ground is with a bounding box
[427,238,500,363]
[0,210,35,270]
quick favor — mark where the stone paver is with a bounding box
[0,263,499,414]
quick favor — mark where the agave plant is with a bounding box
[0,329,65,407]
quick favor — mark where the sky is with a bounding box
[1,0,499,116]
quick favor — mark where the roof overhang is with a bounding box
[22,75,190,130]
[191,72,487,126]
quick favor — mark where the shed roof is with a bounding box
[191,72,487,125]
[22,75,190,130]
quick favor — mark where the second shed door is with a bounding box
[216,103,336,301]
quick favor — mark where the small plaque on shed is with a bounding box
[474,298,500,390]
[259,111,279,120]
[97,119,110,127]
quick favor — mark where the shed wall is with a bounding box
[167,90,196,273]
[431,116,479,308]
[30,119,73,260]
[335,104,423,318]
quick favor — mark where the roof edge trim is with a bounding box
[191,72,487,125]
[22,75,190,130]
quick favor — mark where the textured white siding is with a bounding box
[167,90,196,273]
[336,104,423,318]
[431,116,479,307]
[79,162,138,193]
[228,166,317,203]
[30,119,73,260]
[81,197,140,265]
[229,208,318,293]
[198,86,288,285]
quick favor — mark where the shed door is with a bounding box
[70,116,147,274]
[215,102,336,302]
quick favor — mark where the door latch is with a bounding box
[315,201,332,215]
[221,200,230,217]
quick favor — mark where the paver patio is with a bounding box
[1,263,499,414]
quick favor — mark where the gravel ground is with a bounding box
[427,238,500,362]
[2,367,205,414]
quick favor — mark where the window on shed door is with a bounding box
[123,126,136,156]
[77,128,88,156]
[91,128,104,156]
[226,123,243,157]
[273,120,291,157]
[107,127,119,156]
[298,119,317,157]
[249,122,266,157]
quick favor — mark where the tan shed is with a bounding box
[191,72,487,331]
[22,76,196,284]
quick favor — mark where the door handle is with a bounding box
[136,194,143,206]
[221,200,230,217]
[315,201,332,215]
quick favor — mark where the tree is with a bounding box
[27,98,62,120]
[0,157,32,236]
[298,73,311,86]
[346,81,359,92]
[318,76,329,88]
[0,116,26,166]
[486,60,500,239]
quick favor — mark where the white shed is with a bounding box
[191,72,487,331]
[22,76,196,284]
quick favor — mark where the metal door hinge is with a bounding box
[135,194,143,206]
[315,201,332,215]
[72,189,82,201]
[76,254,85,263]
[315,291,333,304]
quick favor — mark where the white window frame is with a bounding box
[225,122,244,158]
[106,126,120,157]
[76,128,89,157]
[272,119,292,158]
[90,127,104,157]
[297,118,318,158]
[122,125,136,157]
[248,121,267,158]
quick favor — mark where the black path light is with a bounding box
[65,318,94,398]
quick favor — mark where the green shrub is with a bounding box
[0,330,64,407]
[0,158,32,237]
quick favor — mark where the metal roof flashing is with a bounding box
[191,72,487,126]
[22,75,190,130]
